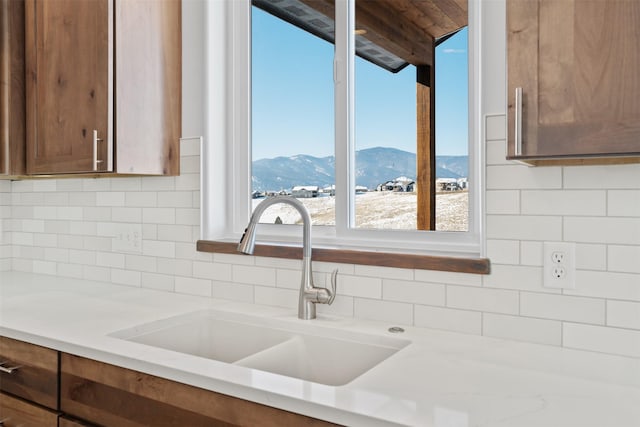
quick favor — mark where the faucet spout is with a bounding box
[237,196,336,319]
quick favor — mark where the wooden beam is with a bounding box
[416,64,436,231]
[197,240,491,275]
[299,0,434,66]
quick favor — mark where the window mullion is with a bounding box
[334,0,355,234]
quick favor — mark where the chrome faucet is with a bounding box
[237,195,337,320]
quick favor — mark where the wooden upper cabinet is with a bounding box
[0,0,26,176]
[507,0,640,164]
[25,0,181,175]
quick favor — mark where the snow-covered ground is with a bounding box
[252,190,468,231]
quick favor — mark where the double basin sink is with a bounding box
[111,309,410,386]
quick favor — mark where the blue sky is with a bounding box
[251,7,468,160]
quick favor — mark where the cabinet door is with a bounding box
[0,336,59,410]
[61,353,340,427]
[0,0,26,176]
[0,393,58,427]
[507,0,640,160]
[25,0,110,174]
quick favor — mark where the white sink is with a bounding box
[111,309,410,386]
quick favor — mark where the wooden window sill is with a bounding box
[197,240,491,275]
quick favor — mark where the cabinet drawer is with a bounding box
[0,337,59,409]
[62,353,340,427]
[0,392,58,427]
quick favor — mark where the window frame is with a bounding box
[201,0,486,260]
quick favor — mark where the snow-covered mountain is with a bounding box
[252,147,468,192]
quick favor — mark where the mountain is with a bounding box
[252,147,468,192]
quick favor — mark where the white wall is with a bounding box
[4,0,640,359]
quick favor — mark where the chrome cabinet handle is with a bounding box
[93,129,104,171]
[514,87,523,156]
[0,361,20,374]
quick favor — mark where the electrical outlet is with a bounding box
[543,242,575,289]
[113,223,142,253]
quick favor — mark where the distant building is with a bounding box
[292,186,319,198]
[377,176,415,192]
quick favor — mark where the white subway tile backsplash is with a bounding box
[211,280,254,303]
[483,313,561,346]
[338,275,382,299]
[608,190,640,217]
[486,240,520,264]
[142,208,176,225]
[157,225,194,243]
[382,279,445,306]
[125,255,158,273]
[564,164,640,189]
[485,140,511,166]
[96,192,126,207]
[447,286,519,315]
[232,265,276,287]
[354,265,413,280]
[125,192,158,207]
[564,323,640,358]
[5,123,640,362]
[607,300,640,330]
[520,241,543,266]
[141,272,175,292]
[33,260,57,275]
[414,305,482,335]
[413,270,481,287]
[112,208,142,223]
[254,286,297,309]
[96,252,125,269]
[486,190,520,214]
[575,244,607,271]
[33,233,58,248]
[485,114,506,141]
[175,276,212,297]
[317,294,355,317]
[567,271,640,302]
[157,258,193,277]
[158,192,194,208]
[110,178,142,192]
[520,292,605,324]
[141,177,175,192]
[608,246,640,274]
[111,268,141,287]
[483,264,548,293]
[565,217,640,245]
[486,165,562,190]
[83,207,112,222]
[486,215,562,241]
[175,208,199,225]
[521,190,606,216]
[142,240,176,258]
[193,261,232,281]
[354,298,413,325]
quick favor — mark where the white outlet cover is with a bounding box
[543,242,576,289]
[112,223,143,254]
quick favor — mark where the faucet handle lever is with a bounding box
[327,269,338,305]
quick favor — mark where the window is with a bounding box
[201,0,484,258]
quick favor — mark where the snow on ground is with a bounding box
[252,191,468,231]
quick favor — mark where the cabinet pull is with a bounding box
[0,361,21,374]
[93,129,104,171]
[514,87,523,156]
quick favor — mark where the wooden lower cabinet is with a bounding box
[61,353,341,427]
[0,392,58,427]
[59,416,97,427]
[0,336,59,409]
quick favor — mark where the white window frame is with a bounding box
[202,0,485,258]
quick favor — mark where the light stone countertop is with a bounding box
[1,271,640,427]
